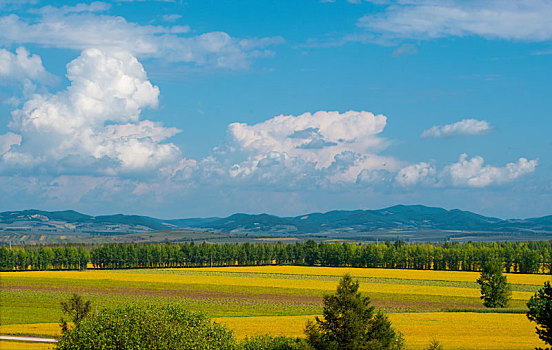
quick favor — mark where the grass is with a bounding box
[1,266,550,349]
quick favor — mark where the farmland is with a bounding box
[0,266,549,349]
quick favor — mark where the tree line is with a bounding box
[0,240,550,274]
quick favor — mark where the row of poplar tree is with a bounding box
[1,240,550,273]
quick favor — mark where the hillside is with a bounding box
[2,205,552,244]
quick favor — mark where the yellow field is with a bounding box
[186,266,552,286]
[390,313,545,350]
[0,341,53,350]
[216,313,546,350]
[0,323,61,337]
[1,266,550,349]
[1,268,534,300]
[4,313,545,350]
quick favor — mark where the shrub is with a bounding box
[55,303,236,350]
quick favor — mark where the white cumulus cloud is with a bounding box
[1,48,180,175]
[422,119,492,138]
[225,110,399,185]
[0,46,53,83]
[441,154,538,187]
[395,162,436,186]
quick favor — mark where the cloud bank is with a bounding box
[359,0,552,42]
[0,46,539,214]
[0,5,282,69]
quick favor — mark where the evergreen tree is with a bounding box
[305,274,402,350]
[476,259,511,308]
[527,281,552,349]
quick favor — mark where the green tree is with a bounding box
[55,304,236,350]
[59,293,92,334]
[527,281,552,349]
[476,259,511,308]
[305,274,402,350]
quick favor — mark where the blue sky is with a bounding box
[0,0,550,219]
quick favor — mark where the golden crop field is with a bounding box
[186,265,552,286]
[2,269,533,300]
[0,341,53,350]
[1,266,550,349]
[215,313,546,349]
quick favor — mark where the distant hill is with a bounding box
[0,209,171,234]
[198,205,507,234]
[2,205,552,243]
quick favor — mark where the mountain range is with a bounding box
[2,205,552,242]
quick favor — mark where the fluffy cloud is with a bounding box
[422,119,492,138]
[395,162,436,186]
[0,7,282,69]
[359,0,552,41]
[1,48,180,175]
[226,110,399,184]
[441,154,537,187]
[0,46,53,83]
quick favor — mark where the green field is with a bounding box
[0,266,549,349]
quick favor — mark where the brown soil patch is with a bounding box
[4,284,322,306]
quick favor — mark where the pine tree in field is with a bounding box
[477,259,511,308]
[527,281,552,349]
[305,274,402,350]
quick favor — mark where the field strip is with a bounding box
[182,266,552,286]
[0,340,53,350]
[0,270,534,300]
[3,313,545,350]
[215,312,546,350]
[0,323,61,337]
[151,270,539,292]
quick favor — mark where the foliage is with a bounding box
[0,240,550,275]
[59,293,92,334]
[55,304,236,350]
[527,281,552,349]
[239,334,307,350]
[305,274,403,350]
[476,259,511,308]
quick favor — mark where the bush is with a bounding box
[55,303,236,350]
